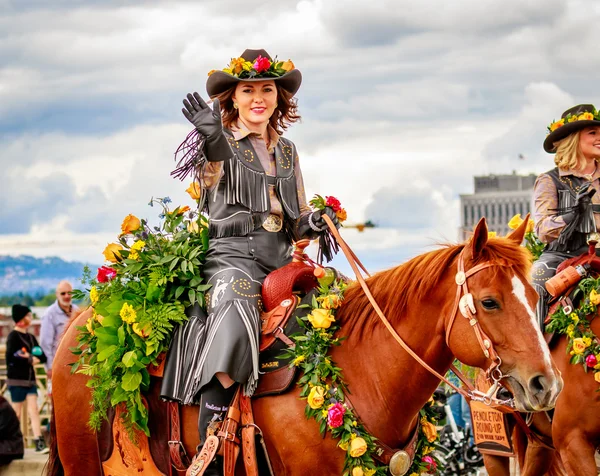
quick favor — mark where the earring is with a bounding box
[233,103,238,109]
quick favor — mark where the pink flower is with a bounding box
[586,354,598,368]
[327,402,345,428]
[325,196,342,212]
[97,266,117,283]
[253,55,271,73]
[422,455,437,472]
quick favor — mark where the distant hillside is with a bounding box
[0,255,98,295]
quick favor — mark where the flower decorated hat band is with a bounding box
[544,104,600,153]
[206,48,302,98]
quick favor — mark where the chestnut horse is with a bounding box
[484,308,600,475]
[47,218,563,476]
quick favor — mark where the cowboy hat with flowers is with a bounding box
[206,48,302,98]
[544,104,600,153]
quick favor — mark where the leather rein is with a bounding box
[321,214,514,409]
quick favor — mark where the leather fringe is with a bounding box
[224,158,269,212]
[276,174,300,219]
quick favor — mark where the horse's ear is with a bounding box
[506,213,529,244]
[469,217,488,258]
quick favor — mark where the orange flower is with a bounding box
[207,69,217,77]
[186,182,201,201]
[336,208,347,222]
[229,57,246,75]
[550,119,565,131]
[320,294,342,310]
[174,205,190,215]
[120,214,141,235]
[421,420,438,442]
[280,59,295,72]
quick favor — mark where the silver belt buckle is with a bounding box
[262,214,283,232]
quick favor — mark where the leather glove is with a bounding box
[297,207,340,239]
[182,92,234,162]
[575,184,596,212]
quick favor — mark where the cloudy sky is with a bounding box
[1,0,597,274]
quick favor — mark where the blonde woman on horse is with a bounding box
[532,104,600,325]
[160,48,339,476]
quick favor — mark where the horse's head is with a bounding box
[447,217,563,412]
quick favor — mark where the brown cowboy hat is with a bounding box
[206,48,302,98]
[544,104,600,153]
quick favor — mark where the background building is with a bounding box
[460,172,537,239]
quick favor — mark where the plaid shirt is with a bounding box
[533,167,600,244]
[200,123,310,218]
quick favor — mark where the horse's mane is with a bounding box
[339,237,532,337]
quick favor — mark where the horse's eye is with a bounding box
[481,298,499,310]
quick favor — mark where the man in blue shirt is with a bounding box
[40,281,78,381]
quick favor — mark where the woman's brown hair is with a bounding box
[212,83,301,135]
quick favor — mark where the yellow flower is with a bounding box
[96,313,104,325]
[352,420,357,427]
[103,243,123,263]
[410,473,419,476]
[352,468,364,476]
[187,220,200,233]
[120,302,137,324]
[568,115,579,123]
[349,437,367,457]
[222,67,233,75]
[186,181,201,200]
[590,289,600,305]
[307,308,335,329]
[132,322,151,338]
[293,355,306,366]
[90,286,99,306]
[338,440,349,451]
[579,112,595,121]
[86,317,94,335]
[421,420,438,443]
[364,470,376,476]
[570,312,580,325]
[423,446,434,455]
[595,372,600,383]
[567,324,575,337]
[487,231,497,238]
[572,337,588,355]
[319,294,342,310]
[307,386,325,409]
[280,59,295,72]
[120,214,141,235]
[550,119,565,131]
[583,336,592,347]
[229,57,247,75]
[508,214,523,230]
[526,219,535,233]
[129,240,146,260]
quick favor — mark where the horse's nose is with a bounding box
[527,373,559,408]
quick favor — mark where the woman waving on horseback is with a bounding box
[161,49,339,476]
[532,104,600,324]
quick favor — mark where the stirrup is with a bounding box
[186,435,220,476]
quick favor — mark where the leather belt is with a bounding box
[262,214,283,233]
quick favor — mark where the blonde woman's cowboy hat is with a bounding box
[206,48,302,98]
[544,104,600,153]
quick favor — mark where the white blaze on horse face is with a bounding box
[510,274,553,369]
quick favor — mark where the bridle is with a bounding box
[321,214,514,408]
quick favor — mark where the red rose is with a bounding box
[97,266,117,283]
[327,402,345,428]
[253,55,271,73]
[325,196,342,212]
[422,456,437,472]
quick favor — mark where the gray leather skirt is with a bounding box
[161,228,292,403]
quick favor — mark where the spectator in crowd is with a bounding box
[40,281,78,380]
[0,395,23,466]
[6,304,48,454]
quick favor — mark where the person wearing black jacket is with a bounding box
[0,395,24,465]
[5,304,48,454]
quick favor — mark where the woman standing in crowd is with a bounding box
[5,304,48,454]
